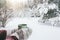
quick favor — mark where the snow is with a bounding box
[5,17,60,40]
[48,3,58,9]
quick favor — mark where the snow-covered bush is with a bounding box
[38,1,60,26]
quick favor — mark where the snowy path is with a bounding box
[5,17,60,40]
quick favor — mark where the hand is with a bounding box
[5,36,14,40]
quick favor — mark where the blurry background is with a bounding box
[0,0,60,40]
[0,0,60,28]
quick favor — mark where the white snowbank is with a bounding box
[4,17,60,40]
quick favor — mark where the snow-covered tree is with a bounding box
[38,0,60,26]
[0,7,14,27]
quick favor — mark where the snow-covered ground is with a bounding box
[4,17,60,40]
